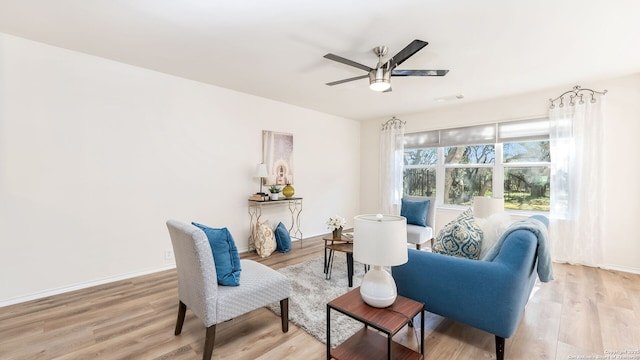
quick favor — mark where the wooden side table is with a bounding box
[322,235,355,286]
[326,287,425,360]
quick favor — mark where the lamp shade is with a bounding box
[255,163,268,178]
[473,196,504,218]
[353,214,407,266]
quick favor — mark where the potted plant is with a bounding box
[268,185,281,200]
[326,215,346,239]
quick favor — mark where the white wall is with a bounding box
[0,33,361,304]
[360,73,640,274]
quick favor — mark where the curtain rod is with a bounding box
[549,85,607,109]
[381,116,406,130]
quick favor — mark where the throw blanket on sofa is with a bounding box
[482,217,554,282]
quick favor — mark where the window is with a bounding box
[503,140,550,211]
[404,148,437,196]
[403,118,550,212]
[444,145,495,205]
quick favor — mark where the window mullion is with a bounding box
[436,147,445,206]
[494,143,504,198]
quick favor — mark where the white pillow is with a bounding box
[476,212,515,259]
[254,220,276,258]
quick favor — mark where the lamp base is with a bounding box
[359,265,397,308]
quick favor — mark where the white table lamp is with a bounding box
[353,214,408,308]
[473,196,504,218]
[255,163,268,195]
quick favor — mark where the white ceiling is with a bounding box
[1,0,639,121]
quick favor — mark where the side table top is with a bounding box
[328,287,423,334]
[322,235,352,243]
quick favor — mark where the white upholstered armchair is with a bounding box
[401,196,436,250]
[166,220,291,360]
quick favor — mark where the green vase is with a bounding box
[282,184,295,198]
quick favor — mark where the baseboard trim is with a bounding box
[603,264,640,275]
[0,264,176,307]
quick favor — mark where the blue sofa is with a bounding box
[392,216,551,360]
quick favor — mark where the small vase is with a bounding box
[282,184,295,198]
[270,193,279,201]
[332,227,343,239]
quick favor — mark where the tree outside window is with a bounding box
[402,140,550,211]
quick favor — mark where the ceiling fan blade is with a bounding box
[389,39,429,69]
[323,53,373,72]
[391,69,449,76]
[326,74,369,86]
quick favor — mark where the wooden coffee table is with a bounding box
[326,287,425,360]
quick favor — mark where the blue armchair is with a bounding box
[392,216,550,360]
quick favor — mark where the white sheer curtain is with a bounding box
[380,118,405,215]
[549,96,605,267]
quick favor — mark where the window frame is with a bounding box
[403,118,550,213]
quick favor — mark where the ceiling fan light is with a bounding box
[369,68,391,92]
[369,80,391,92]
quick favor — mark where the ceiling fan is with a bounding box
[323,39,448,92]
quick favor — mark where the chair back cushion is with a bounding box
[401,198,430,226]
[192,222,242,286]
[166,220,218,326]
[402,196,435,227]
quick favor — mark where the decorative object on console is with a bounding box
[262,130,294,185]
[282,183,295,198]
[268,185,281,200]
[249,193,266,201]
[432,208,483,260]
[326,215,346,239]
[255,163,268,196]
[353,214,407,308]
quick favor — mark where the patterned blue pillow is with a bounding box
[400,198,430,227]
[192,222,242,286]
[432,208,483,260]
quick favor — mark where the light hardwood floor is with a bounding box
[1,237,639,360]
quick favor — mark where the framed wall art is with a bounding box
[262,130,293,185]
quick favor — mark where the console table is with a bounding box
[248,197,303,250]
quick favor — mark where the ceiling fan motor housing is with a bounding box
[369,67,391,91]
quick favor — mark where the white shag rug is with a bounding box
[267,255,366,347]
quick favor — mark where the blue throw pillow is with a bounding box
[274,222,291,253]
[400,199,430,227]
[191,222,242,286]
